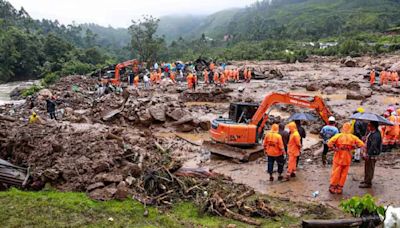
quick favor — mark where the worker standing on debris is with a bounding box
[246,68,252,83]
[134,75,139,89]
[187,73,194,90]
[383,112,399,152]
[170,71,176,84]
[295,120,306,166]
[391,71,399,87]
[193,72,198,89]
[243,68,248,82]
[370,69,375,86]
[279,123,290,153]
[353,107,367,162]
[220,72,226,86]
[263,124,285,181]
[360,121,382,189]
[327,123,364,194]
[203,69,209,84]
[320,116,339,166]
[46,96,57,120]
[210,62,215,72]
[235,69,240,82]
[156,71,162,84]
[143,74,150,89]
[286,122,301,180]
[380,71,384,85]
[213,70,219,86]
[28,112,38,124]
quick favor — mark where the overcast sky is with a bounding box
[8,0,258,28]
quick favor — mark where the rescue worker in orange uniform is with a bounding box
[209,62,215,72]
[235,69,240,82]
[391,71,399,87]
[379,71,384,85]
[286,122,301,180]
[246,68,252,83]
[220,72,226,86]
[186,73,194,90]
[150,71,156,85]
[229,69,234,81]
[243,68,248,82]
[327,123,364,194]
[263,124,285,181]
[370,69,375,86]
[133,75,139,89]
[213,70,219,86]
[170,71,176,84]
[383,112,399,151]
[156,72,162,84]
[203,69,209,84]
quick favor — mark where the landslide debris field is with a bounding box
[1,55,400,225]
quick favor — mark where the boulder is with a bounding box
[346,91,364,100]
[39,89,52,98]
[360,88,372,98]
[323,86,335,95]
[149,105,166,122]
[86,182,105,192]
[138,109,153,126]
[344,56,357,67]
[166,108,189,121]
[115,181,130,200]
[306,83,319,91]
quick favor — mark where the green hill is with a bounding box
[156,0,400,42]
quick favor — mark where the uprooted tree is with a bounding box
[128,15,165,68]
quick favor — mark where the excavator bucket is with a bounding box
[203,140,264,162]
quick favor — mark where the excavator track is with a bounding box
[203,140,264,162]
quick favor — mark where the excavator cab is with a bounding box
[229,103,259,123]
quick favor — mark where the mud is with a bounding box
[1,54,400,223]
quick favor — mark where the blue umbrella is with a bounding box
[349,112,394,126]
[287,113,317,122]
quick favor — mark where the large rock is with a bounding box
[114,181,130,200]
[344,56,357,67]
[323,86,335,95]
[360,88,372,98]
[346,91,364,100]
[306,83,319,91]
[138,109,153,126]
[149,105,166,122]
[166,108,189,121]
[95,173,123,183]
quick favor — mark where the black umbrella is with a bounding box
[349,112,394,126]
[287,113,317,122]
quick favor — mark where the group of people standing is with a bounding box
[370,69,399,87]
[263,105,397,195]
[262,120,306,181]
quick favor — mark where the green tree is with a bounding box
[128,15,165,66]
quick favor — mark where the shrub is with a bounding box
[21,84,42,97]
[340,194,385,218]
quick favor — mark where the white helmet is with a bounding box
[328,116,336,122]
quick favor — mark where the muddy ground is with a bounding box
[1,54,400,224]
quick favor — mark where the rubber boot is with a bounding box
[335,185,343,194]
[278,174,283,181]
[269,175,274,182]
[329,185,336,194]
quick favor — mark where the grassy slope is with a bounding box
[0,188,312,228]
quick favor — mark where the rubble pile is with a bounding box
[0,118,277,224]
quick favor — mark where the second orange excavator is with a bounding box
[102,59,140,86]
[205,92,332,161]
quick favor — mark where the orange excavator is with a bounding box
[205,92,332,161]
[102,59,140,86]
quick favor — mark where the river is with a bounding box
[0,81,38,106]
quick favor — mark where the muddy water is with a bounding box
[0,81,38,105]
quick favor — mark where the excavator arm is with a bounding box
[113,59,139,85]
[251,93,332,135]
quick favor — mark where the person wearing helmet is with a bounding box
[320,116,339,166]
[353,107,367,162]
[327,123,364,194]
[263,124,285,181]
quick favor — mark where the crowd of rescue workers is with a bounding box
[27,61,400,196]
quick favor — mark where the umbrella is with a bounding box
[287,113,317,122]
[349,112,394,126]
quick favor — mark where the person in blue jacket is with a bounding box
[320,116,339,166]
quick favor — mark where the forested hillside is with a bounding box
[156,0,400,41]
[0,0,128,82]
